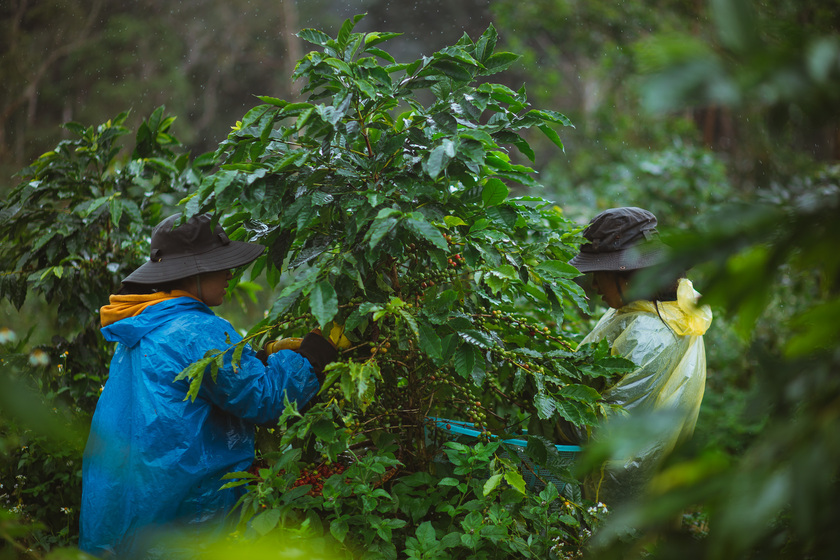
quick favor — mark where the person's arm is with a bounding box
[202,344,319,424]
[188,318,335,425]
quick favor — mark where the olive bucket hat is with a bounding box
[568,207,667,273]
[121,213,265,284]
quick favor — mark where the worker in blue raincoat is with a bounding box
[79,214,337,558]
[568,207,712,507]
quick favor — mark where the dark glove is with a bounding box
[296,331,338,384]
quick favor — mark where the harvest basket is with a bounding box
[427,417,581,492]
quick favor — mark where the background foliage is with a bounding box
[2,0,840,558]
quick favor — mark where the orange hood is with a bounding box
[99,290,200,327]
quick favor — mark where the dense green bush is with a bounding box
[172,17,632,557]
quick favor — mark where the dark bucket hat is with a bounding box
[569,207,666,273]
[122,213,265,284]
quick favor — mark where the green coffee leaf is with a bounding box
[482,51,520,74]
[251,508,281,536]
[76,196,110,219]
[444,215,468,227]
[398,308,419,337]
[312,418,338,442]
[538,124,565,151]
[331,518,350,543]
[298,28,331,47]
[559,384,601,403]
[310,281,338,326]
[404,213,448,251]
[459,329,493,349]
[555,399,595,426]
[483,473,503,496]
[351,361,382,412]
[481,178,509,207]
[364,31,403,49]
[535,260,579,278]
[367,208,401,249]
[365,46,396,63]
[325,57,353,75]
[504,470,527,494]
[534,394,556,419]
[454,343,477,378]
[429,59,473,81]
[425,142,453,179]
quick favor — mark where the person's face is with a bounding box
[591,271,628,309]
[196,269,233,307]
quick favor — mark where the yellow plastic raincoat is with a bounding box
[582,278,712,504]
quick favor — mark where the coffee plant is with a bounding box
[0,107,211,406]
[175,16,631,557]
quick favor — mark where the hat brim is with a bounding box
[122,240,265,284]
[569,242,667,274]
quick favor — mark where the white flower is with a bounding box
[0,328,18,344]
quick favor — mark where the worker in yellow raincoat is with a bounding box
[568,207,713,506]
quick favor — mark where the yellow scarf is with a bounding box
[99,290,200,327]
[621,278,713,336]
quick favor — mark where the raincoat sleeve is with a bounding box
[199,345,319,425]
[183,315,320,425]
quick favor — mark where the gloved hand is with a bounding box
[265,337,303,354]
[294,330,339,416]
[296,331,338,384]
[256,337,301,365]
[257,329,340,380]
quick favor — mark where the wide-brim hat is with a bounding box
[122,213,265,284]
[569,207,667,273]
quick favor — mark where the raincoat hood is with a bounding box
[620,278,712,336]
[100,295,209,348]
[99,290,200,327]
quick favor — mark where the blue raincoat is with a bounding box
[79,297,318,557]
